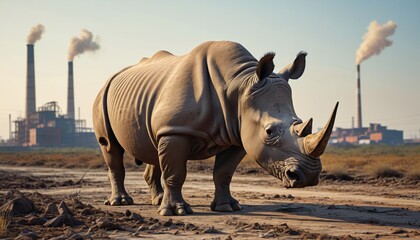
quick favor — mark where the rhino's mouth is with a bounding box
[260,157,322,188]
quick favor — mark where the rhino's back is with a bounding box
[104,41,250,163]
[106,52,180,164]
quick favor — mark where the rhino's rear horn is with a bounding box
[293,118,313,137]
[303,102,339,158]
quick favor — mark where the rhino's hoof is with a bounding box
[104,196,134,206]
[214,203,234,212]
[158,207,174,216]
[211,201,242,212]
[158,203,193,216]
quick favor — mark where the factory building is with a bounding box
[12,44,97,148]
[13,102,97,148]
[331,123,403,145]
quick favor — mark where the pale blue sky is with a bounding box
[1,0,419,139]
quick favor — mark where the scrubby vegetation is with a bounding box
[322,145,420,179]
[0,212,11,237]
[0,145,419,181]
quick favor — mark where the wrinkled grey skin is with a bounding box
[92,41,337,216]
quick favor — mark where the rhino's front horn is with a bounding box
[303,102,339,158]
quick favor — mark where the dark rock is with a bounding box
[16,218,28,225]
[80,208,93,216]
[63,226,75,237]
[130,212,144,222]
[27,216,47,225]
[44,215,67,228]
[96,217,120,230]
[148,222,160,230]
[69,233,84,240]
[252,222,262,230]
[202,226,221,234]
[391,228,408,234]
[163,218,173,227]
[58,201,73,217]
[66,217,84,227]
[44,203,59,216]
[72,198,85,209]
[125,209,132,217]
[44,214,83,228]
[136,225,148,231]
[15,230,39,240]
[6,190,24,199]
[0,197,35,216]
[184,223,197,231]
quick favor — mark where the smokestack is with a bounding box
[9,114,12,141]
[26,44,36,118]
[67,61,75,119]
[25,24,45,119]
[356,64,362,129]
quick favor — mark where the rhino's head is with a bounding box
[239,52,338,188]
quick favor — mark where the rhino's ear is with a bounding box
[279,51,307,81]
[256,52,275,81]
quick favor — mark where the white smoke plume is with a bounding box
[356,20,397,64]
[68,29,100,61]
[27,24,45,44]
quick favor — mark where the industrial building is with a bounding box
[330,123,403,145]
[11,44,97,148]
[330,64,404,145]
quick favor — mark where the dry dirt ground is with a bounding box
[0,163,419,240]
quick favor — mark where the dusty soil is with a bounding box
[0,163,419,239]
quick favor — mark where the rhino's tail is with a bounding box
[100,65,135,153]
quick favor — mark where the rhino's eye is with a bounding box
[264,124,284,146]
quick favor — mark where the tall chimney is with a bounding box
[26,44,36,118]
[356,64,362,129]
[67,61,75,119]
[9,114,12,141]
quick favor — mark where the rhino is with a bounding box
[92,41,338,216]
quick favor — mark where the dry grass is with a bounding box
[322,162,353,180]
[406,168,420,180]
[0,148,104,169]
[0,212,11,237]
[366,163,404,178]
[0,145,419,179]
[322,145,420,178]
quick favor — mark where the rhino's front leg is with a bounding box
[157,135,193,216]
[100,145,134,206]
[211,146,246,212]
[143,163,164,205]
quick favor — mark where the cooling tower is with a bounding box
[356,64,362,129]
[26,44,36,118]
[67,61,75,119]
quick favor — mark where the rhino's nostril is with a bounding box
[286,169,300,182]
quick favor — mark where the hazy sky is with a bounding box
[1,0,419,140]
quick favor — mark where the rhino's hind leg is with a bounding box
[100,144,133,206]
[211,146,246,212]
[144,163,164,205]
[157,136,193,216]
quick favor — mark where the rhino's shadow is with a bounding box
[192,202,420,230]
